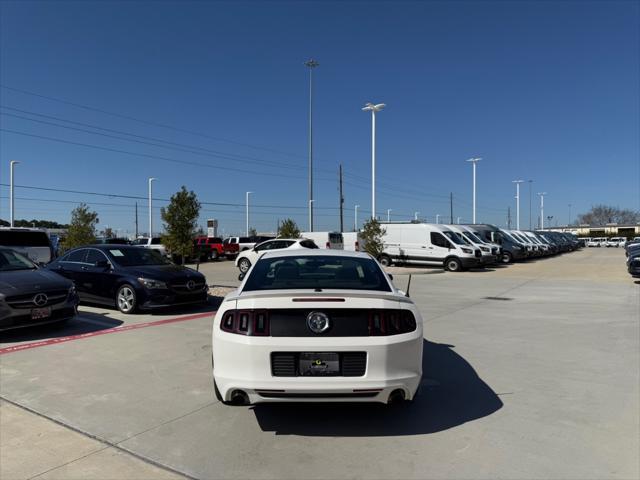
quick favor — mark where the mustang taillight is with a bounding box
[368,310,417,336]
[220,310,270,336]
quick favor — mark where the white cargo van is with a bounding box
[379,223,482,271]
[447,225,497,264]
[342,232,366,252]
[300,232,344,250]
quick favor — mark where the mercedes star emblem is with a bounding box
[33,293,48,307]
[186,280,196,290]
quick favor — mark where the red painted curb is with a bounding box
[0,311,214,356]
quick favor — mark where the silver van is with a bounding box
[0,228,55,264]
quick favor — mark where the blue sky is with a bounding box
[1,0,638,236]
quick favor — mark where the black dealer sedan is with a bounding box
[47,245,208,313]
[1,247,78,331]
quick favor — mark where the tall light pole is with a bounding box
[436,214,440,224]
[148,177,156,237]
[9,160,19,227]
[362,102,386,221]
[513,180,524,230]
[414,211,420,221]
[308,199,315,231]
[528,180,533,230]
[466,157,482,223]
[305,59,319,232]
[354,205,359,231]
[246,191,253,236]
[457,217,462,224]
[538,192,547,229]
[387,209,392,222]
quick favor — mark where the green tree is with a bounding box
[63,204,99,251]
[278,218,301,238]
[360,218,386,258]
[161,186,201,264]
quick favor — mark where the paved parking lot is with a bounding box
[1,248,638,479]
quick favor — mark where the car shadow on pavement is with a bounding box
[252,339,503,436]
[0,312,123,343]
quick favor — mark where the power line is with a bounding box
[0,183,338,210]
[0,84,307,161]
[0,107,314,172]
[0,128,327,181]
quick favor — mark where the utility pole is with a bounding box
[568,203,572,226]
[135,202,138,238]
[354,205,359,232]
[513,180,524,230]
[305,58,319,232]
[450,192,453,224]
[9,160,20,227]
[507,207,512,229]
[339,164,344,232]
[148,177,156,238]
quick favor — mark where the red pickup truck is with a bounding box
[194,236,224,261]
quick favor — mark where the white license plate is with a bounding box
[31,307,52,320]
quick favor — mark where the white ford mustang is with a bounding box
[212,249,423,405]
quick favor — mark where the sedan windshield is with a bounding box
[107,248,169,266]
[0,249,37,271]
[243,255,392,292]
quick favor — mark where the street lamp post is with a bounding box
[466,157,482,223]
[528,180,533,230]
[457,217,462,224]
[354,205,359,232]
[9,160,20,227]
[148,177,156,237]
[362,102,386,221]
[246,191,253,236]
[387,209,392,222]
[308,199,315,231]
[538,192,547,229]
[513,180,524,230]
[436,214,440,224]
[414,211,419,221]
[305,59,319,232]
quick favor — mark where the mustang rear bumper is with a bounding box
[213,331,423,404]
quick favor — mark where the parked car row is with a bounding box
[377,223,581,271]
[625,238,640,278]
[584,237,629,248]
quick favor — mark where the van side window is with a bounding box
[430,232,450,248]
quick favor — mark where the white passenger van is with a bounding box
[446,225,498,264]
[342,232,366,252]
[300,232,344,250]
[379,223,482,271]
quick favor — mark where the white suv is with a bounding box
[235,238,318,274]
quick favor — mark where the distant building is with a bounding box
[548,224,640,237]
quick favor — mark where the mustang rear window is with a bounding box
[243,255,392,292]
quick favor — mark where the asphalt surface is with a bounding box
[1,248,638,479]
